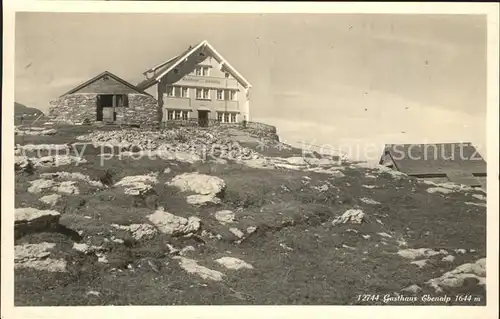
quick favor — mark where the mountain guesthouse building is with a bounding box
[137,40,252,127]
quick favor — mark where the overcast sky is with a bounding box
[15,13,487,160]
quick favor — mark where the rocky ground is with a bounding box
[13,123,487,306]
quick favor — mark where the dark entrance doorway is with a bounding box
[96,94,115,122]
[96,94,127,123]
[198,110,209,127]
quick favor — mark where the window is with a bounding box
[217,112,238,123]
[167,110,189,121]
[174,69,179,74]
[167,86,175,97]
[181,87,189,98]
[194,66,210,76]
[225,72,230,78]
[229,91,237,101]
[115,95,129,107]
[217,90,224,100]
[196,88,210,100]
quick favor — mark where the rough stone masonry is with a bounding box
[48,93,158,126]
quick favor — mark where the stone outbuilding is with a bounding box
[48,71,159,126]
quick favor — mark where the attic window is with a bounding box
[199,52,205,57]
[174,69,179,74]
[225,72,230,78]
[103,75,109,80]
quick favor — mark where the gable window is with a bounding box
[167,86,175,97]
[194,66,210,77]
[217,90,224,100]
[225,72,230,78]
[196,88,210,100]
[181,87,189,98]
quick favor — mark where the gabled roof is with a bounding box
[137,40,252,90]
[61,71,150,97]
[381,142,486,176]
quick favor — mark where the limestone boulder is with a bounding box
[147,209,201,236]
[168,172,225,196]
[15,207,61,238]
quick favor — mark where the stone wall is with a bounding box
[116,94,158,126]
[48,94,98,125]
[48,93,159,125]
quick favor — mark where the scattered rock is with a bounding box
[54,181,80,195]
[147,209,200,236]
[32,155,87,168]
[28,179,56,194]
[180,246,196,256]
[472,194,486,201]
[175,257,224,281]
[215,257,254,270]
[214,210,235,225]
[426,258,486,292]
[115,173,158,195]
[15,242,66,272]
[40,171,104,187]
[15,207,61,237]
[73,243,90,253]
[15,127,58,136]
[186,194,221,206]
[246,226,257,234]
[401,284,422,294]
[314,184,330,192]
[378,232,393,238]
[465,202,487,208]
[342,244,356,250]
[279,243,294,251]
[454,249,467,254]
[362,234,371,239]
[168,172,226,196]
[362,185,376,189]
[86,291,101,297]
[360,197,381,205]
[163,168,172,174]
[111,223,158,240]
[39,194,61,206]
[229,228,245,239]
[442,255,456,262]
[397,248,446,260]
[411,260,428,268]
[332,209,366,226]
[426,187,454,195]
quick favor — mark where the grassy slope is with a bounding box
[14,125,487,306]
